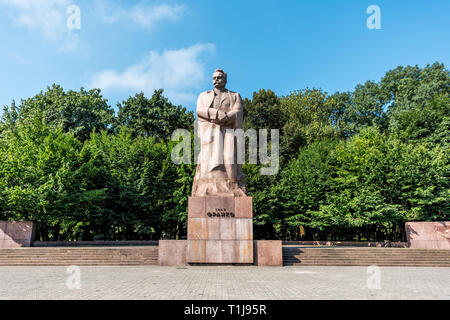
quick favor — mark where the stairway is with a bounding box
[0,246,159,266]
[1,246,449,267]
[283,246,450,267]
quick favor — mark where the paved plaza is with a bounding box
[0,266,449,300]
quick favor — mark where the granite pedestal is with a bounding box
[187,197,253,264]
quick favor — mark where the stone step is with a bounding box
[282,248,449,251]
[283,258,450,262]
[0,248,158,252]
[283,254,450,258]
[0,262,154,266]
[284,263,450,268]
[284,259,450,265]
[0,246,448,266]
[282,247,447,250]
[0,247,159,266]
[284,259,450,263]
[0,254,158,257]
[284,261,450,264]
[284,256,450,260]
[283,252,450,255]
[283,261,450,267]
[282,247,450,266]
[0,260,157,264]
[0,257,157,261]
[282,252,450,255]
[0,257,158,261]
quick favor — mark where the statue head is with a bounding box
[212,69,227,89]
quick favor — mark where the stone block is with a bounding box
[236,240,254,263]
[220,219,236,240]
[3,221,35,239]
[205,197,235,217]
[188,218,206,239]
[0,221,5,240]
[221,240,237,263]
[188,197,206,218]
[406,222,450,249]
[235,197,253,218]
[187,240,206,263]
[409,240,450,249]
[187,240,253,264]
[235,219,253,240]
[254,240,283,266]
[0,221,35,248]
[188,218,221,240]
[158,240,187,266]
[205,240,222,263]
[0,239,33,248]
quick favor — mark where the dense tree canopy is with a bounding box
[115,89,195,140]
[0,63,448,241]
[1,84,114,142]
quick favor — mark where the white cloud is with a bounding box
[0,0,185,49]
[95,0,186,29]
[90,43,215,104]
[0,0,80,51]
[0,0,70,39]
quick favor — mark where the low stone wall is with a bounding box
[282,241,408,247]
[33,240,159,247]
[33,240,409,248]
[0,221,35,248]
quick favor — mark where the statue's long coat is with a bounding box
[192,89,246,197]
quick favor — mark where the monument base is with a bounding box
[406,222,450,249]
[158,196,282,266]
[0,221,35,248]
[187,196,253,264]
[158,240,282,267]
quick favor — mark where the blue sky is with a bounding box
[0,0,449,113]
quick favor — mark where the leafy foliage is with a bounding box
[1,84,114,142]
[115,89,195,140]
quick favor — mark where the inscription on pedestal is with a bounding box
[207,208,235,218]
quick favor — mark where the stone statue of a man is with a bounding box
[192,69,246,197]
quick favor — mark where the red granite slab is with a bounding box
[158,240,187,266]
[254,240,282,266]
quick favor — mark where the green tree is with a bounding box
[343,62,449,135]
[115,89,195,140]
[280,89,340,160]
[315,127,448,241]
[389,93,450,144]
[3,84,114,142]
[0,115,95,240]
[243,89,285,131]
[274,139,338,240]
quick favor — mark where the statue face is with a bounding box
[213,72,226,89]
